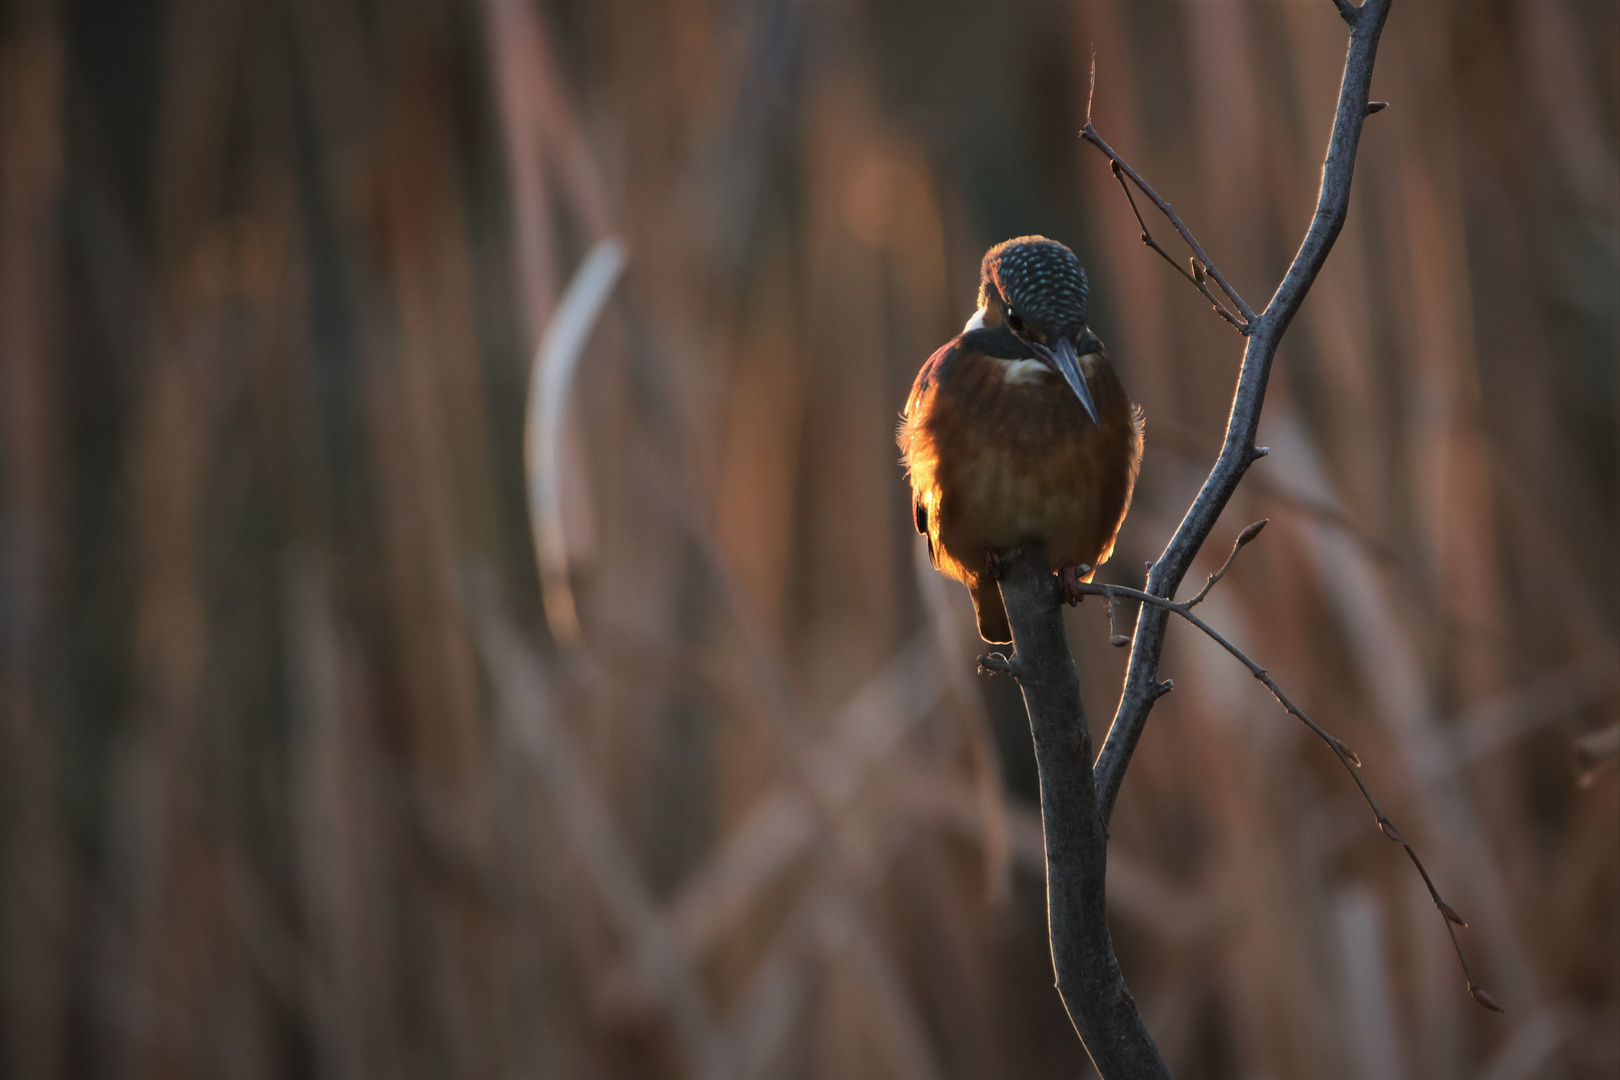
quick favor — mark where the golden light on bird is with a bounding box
[899,236,1142,642]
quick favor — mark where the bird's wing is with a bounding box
[903,325,1031,421]
[903,325,1026,568]
[901,341,959,571]
[903,338,956,420]
[903,325,1030,419]
[913,499,938,566]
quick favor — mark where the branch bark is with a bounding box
[992,2,1397,1074]
[1093,0,1391,825]
[993,548,1170,1080]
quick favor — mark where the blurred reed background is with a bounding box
[0,0,1615,1077]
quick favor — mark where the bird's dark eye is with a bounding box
[1006,309,1024,332]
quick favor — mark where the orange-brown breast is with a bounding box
[899,338,1142,591]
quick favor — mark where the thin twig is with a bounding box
[1073,580,1359,765]
[1332,0,1359,24]
[1085,46,1096,127]
[1070,577,1501,1010]
[1107,594,1131,647]
[1186,519,1267,607]
[1081,57,1255,325]
[1108,162,1249,332]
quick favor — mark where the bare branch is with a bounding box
[1009,1,1496,1066]
[996,549,1171,1078]
[1108,162,1249,332]
[1070,577,1500,1011]
[1092,0,1391,832]
[1186,518,1267,607]
[1072,580,1359,766]
[1071,0,1496,1023]
[1080,124,1256,325]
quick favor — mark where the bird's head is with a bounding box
[971,236,1100,425]
[977,235,1090,343]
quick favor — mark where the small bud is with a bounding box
[1469,985,1505,1014]
[977,653,1018,679]
[1156,678,1175,696]
[1366,101,1389,115]
[1332,738,1362,768]
[1378,819,1405,843]
[1251,446,1271,459]
[1111,160,1123,177]
[1438,900,1468,927]
[1110,634,1131,648]
[1236,519,1269,546]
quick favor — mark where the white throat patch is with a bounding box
[962,307,987,332]
[997,358,1051,384]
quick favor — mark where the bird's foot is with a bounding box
[1059,563,1092,606]
[982,549,1010,582]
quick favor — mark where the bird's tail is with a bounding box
[970,583,1012,644]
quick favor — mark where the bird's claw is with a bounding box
[983,550,1010,582]
[1060,564,1091,606]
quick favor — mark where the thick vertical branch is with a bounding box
[994,548,1170,1080]
[1092,0,1392,826]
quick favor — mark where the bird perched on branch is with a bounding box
[899,236,1142,643]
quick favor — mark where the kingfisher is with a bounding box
[899,236,1142,643]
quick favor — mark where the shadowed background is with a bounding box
[0,0,1615,1077]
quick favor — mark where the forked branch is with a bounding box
[1077,0,1495,1021]
[1106,162,1250,332]
[1081,56,1256,329]
[990,1,1499,1075]
[1089,0,1389,841]
[1071,556,1502,1013]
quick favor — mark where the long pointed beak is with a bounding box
[1033,336,1100,427]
